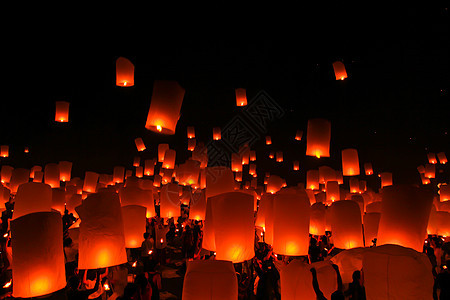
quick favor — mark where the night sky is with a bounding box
[1,8,449,189]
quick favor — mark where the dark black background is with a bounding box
[1,7,448,189]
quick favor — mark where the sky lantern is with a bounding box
[306,119,331,158]
[437,152,447,164]
[58,161,72,182]
[187,126,195,139]
[115,57,134,87]
[161,168,174,184]
[359,180,367,193]
[177,160,200,186]
[273,189,310,256]
[211,192,254,262]
[231,153,242,172]
[213,127,221,140]
[158,144,169,162]
[133,156,140,167]
[342,149,360,176]
[76,192,127,269]
[266,175,284,194]
[268,152,274,159]
[159,183,180,219]
[295,129,303,141]
[113,166,125,184]
[202,196,216,251]
[280,259,316,299]
[144,159,155,176]
[328,247,365,285]
[424,164,435,179]
[364,162,373,175]
[276,151,283,162]
[122,205,147,248]
[1,165,13,184]
[182,260,238,300]
[162,149,176,169]
[265,136,272,145]
[307,170,320,190]
[0,185,10,203]
[310,202,327,236]
[249,150,256,162]
[349,178,360,194]
[417,165,425,174]
[329,200,364,249]
[326,181,340,203]
[440,184,450,201]
[119,186,154,218]
[11,211,66,298]
[135,166,143,178]
[420,173,431,185]
[44,163,60,188]
[380,172,393,188]
[189,189,206,221]
[255,193,275,231]
[145,80,185,134]
[293,161,300,171]
[134,137,146,152]
[427,153,437,164]
[363,212,381,246]
[9,168,30,194]
[192,143,208,168]
[187,138,196,151]
[363,244,434,300]
[249,163,257,176]
[377,185,433,252]
[83,171,99,193]
[13,182,52,220]
[235,88,247,106]
[0,145,9,158]
[333,61,347,80]
[240,145,250,165]
[55,101,69,123]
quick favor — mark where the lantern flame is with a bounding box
[104,283,110,291]
[160,238,164,244]
[148,250,153,255]
[132,261,137,267]
[156,125,162,132]
[3,279,11,288]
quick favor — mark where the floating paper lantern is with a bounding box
[213,127,221,140]
[364,162,373,175]
[145,80,185,134]
[134,137,146,152]
[380,172,393,188]
[177,160,200,186]
[11,211,66,298]
[57,161,72,182]
[24,147,29,153]
[113,166,125,184]
[310,261,338,300]
[158,144,169,162]
[159,183,180,219]
[240,145,250,165]
[44,163,60,188]
[182,260,238,300]
[163,149,176,169]
[318,166,336,184]
[377,185,433,251]
[307,170,320,190]
[0,185,10,203]
[1,165,13,184]
[268,152,274,159]
[235,88,247,106]
[55,101,69,122]
[310,202,326,236]
[359,180,367,193]
[13,182,52,220]
[342,149,360,176]
[363,212,381,246]
[231,153,242,172]
[295,130,303,141]
[9,168,30,194]
[249,163,257,176]
[83,171,99,193]
[189,189,206,221]
[76,192,127,269]
[122,205,147,248]
[417,165,425,174]
[273,189,310,255]
[211,192,254,262]
[280,260,316,299]
[333,61,347,80]
[187,126,195,139]
[266,175,284,194]
[420,173,431,185]
[265,136,272,145]
[306,119,331,158]
[363,244,434,300]
[326,181,340,203]
[440,184,450,201]
[115,57,134,87]
[135,166,143,178]
[202,196,216,251]
[427,153,437,164]
[276,151,283,162]
[144,159,155,176]
[133,156,140,167]
[187,138,196,151]
[329,200,364,249]
[349,178,360,194]
[0,145,9,158]
[293,161,300,171]
[424,164,435,179]
[329,247,365,287]
[437,152,447,164]
[119,186,154,218]
[255,193,274,230]
[249,150,256,161]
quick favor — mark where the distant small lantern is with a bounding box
[342,149,360,176]
[333,61,347,80]
[145,80,185,135]
[58,161,73,182]
[326,181,340,202]
[30,166,42,179]
[187,126,195,139]
[380,172,393,188]
[266,175,284,194]
[293,161,300,171]
[134,137,146,152]
[306,119,331,158]
[235,171,242,182]
[83,172,99,193]
[307,170,320,190]
[213,127,221,140]
[440,184,450,201]
[187,139,196,151]
[55,101,69,123]
[133,156,140,167]
[249,163,257,176]
[295,130,303,141]
[135,166,143,178]
[235,88,247,106]
[424,164,435,179]
[158,144,170,162]
[144,159,155,176]
[1,165,13,184]
[268,152,274,159]
[1,145,9,158]
[115,57,134,87]
[427,153,437,164]
[113,166,125,184]
[276,151,283,162]
[189,189,206,221]
[349,178,360,194]
[437,152,447,164]
[310,202,326,235]
[24,147,29,153]
[231,153,242,172]
[249,150,256,161]
[266,136,272,145]
[364,163,373,175]
[163,149,176,169]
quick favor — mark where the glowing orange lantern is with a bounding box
[380,172,393,187]
[202,197,216,251]
[213,127,221,140]
[163,149,176,169]
[187,126,195,139]
[364,162,373,175]
[366,201,382,213]
[55,101,69,122]
[363,244,434,300]
[113,166,125,184]
[44,163,60,188]
[135,166,143,178]
[266,175,284,194]
[177,160,200,186]
[363,212,381,246]
[306,119,331,158]
[349,178,360,194]
[318,166,336,184]
[377,185,433,252]
[293,161,300,171]
[268,152,274,159]
[189,189,206,221]
[11,211,66,298]
[342,149,360,176]
[231,153,242,172]
[333,61,347,80]
[249,150,256,161]
[76,192,127,269]
[307,170,319,190]
[24,147,29,153]
[329,200,364,249]
[122,205,147,248]
[1,165,13,184]
[29,166,42,179]
[158,144,169,162]
[57,161,72,182]
[273,189,310,255]
[295,130,303,141]
[255,193,274,230]
[420,173,431,185]
[280,260,316,299]
[310,202,326,235]
[427,153,437,164]
[440,184,450,201]
[235,88,247,106]
[265,136,272,145]
[144,159,155,176]
[133,156,140,167]
[66,194,82,218]
[240,145,250,165]
[424,164,435,179]
[326,181,340,202]
[182,260,237,300]
[187,138,196,151]
[145,80,185,135]
[115,57,134,87]
[437,152,447,164]
[211,192,254,262]
[134,137,146,152]
[13,182,52,220]
[159,183,180,219]
[83,171,99,193]
[249,163,257,176]
[0,145,9,158]
[276,151,283,162]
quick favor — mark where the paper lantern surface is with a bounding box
[134,137,146,152]
[310,202,326,235]
[213,127,221,140]
[329,200,364,249]
[306,119,331,158]
[58,161,72,182]
[363,212,381,246]
[235,88,247,106]
[341,148,360,176]
[11,211,66,298]
[205,167,235,199]
[119,186,154,218]
[13,182,52,220]
[115,57,134,87]
[280,259,316,300]
[55,101,69,122]
[333,61,347,80]
[159,183,180,219]
[44,163,60,188]
[122,205,147,248]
